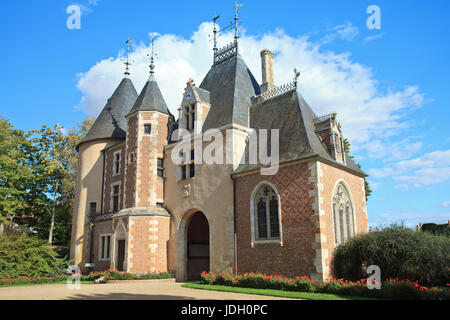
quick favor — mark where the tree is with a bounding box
[0,117,35,226]
[31,118,93,245]
[343,138,372,201]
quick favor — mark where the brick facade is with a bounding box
[235,162,318,278]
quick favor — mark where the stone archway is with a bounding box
[177,211,210,281]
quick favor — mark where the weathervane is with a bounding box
[234,0,244,40]
[124,35,131,77]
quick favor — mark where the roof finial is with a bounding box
[234,0,243,40]
[147,35,158,75]
[293,68,301,88]
[212,15,220,53]
[124,35,131,77]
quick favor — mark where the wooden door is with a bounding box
[117,240,125,271]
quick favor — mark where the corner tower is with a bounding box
[121,44,171,273]
[70,76,138,270]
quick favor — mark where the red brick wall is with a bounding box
[91,221,113,271]
[318,161,368,278]
[128,216,170,273]
[235,162,318,277]
[103,144,125,213]
[124,115,138,208]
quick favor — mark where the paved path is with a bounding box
[0,279,292,300]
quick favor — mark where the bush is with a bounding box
[199,271,450,300]
[0,233,68,278]
[331,225,450,287]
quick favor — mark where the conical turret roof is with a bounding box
[80,77,138,147]
[128,75,169,115]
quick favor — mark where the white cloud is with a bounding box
[369,150,450,188]
[75,22,424,153]
[440,201,450,208]
[364,32,386,42]
[321,22,359,43]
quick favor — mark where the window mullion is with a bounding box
[265,199,271,240]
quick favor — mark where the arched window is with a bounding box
[332,182,355,246]
[254,185,280,241]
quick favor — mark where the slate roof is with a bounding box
[233,89,366,176]
[128,74,169,115]
[199,54,260,131]
[80,77,138,147]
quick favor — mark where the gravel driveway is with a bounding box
[0,279,291,300]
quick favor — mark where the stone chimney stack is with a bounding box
[260,49,276,93]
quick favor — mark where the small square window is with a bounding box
[144,124,151,135]
[156,203,163,208]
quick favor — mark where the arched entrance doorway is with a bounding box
[186,212,210,281]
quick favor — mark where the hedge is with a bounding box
[331,225,450,287]
[200,271,450,300]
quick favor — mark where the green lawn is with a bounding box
[182,282,375,300]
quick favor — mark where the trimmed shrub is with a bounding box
[331,225,450,287]
[199,271,450,300]
[0,233,68,278]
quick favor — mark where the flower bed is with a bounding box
[0,274,70,286]
[200,271,450,300]
[85,269,175,281]
[0,269,175,286]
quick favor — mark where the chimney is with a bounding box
[260,49,275,93]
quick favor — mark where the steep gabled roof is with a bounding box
[80,77,138,147]
[233,89,365,176]
[128,75,169,115]
[199,54,260,131]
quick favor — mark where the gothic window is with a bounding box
[332,182,355,246]
[254,185,280,241]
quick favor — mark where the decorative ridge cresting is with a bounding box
[313,112,336,124]
[251,81,297,104]
[213,40,238,65]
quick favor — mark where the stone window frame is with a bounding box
[144,124,152,135]
[183,103,196,131]
[331,179,357,247]
[112,150,122,177]
[177,149,195,181]
[249,181,283,247]
[99,233,112,261]
[110,181,121,213]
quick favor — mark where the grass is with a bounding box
[182,282,376,300]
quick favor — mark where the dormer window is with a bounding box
[184,104,195,131]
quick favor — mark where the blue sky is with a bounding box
[0,0,449,227]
